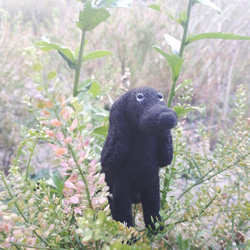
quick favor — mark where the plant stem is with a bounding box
[73,30,86,97]
[25,127,41,181]
[179,0,193,58]
[167,80,177,108]
[166,0,193,108]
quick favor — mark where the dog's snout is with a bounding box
[158,110,177,129]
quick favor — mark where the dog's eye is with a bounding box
[157,93,164,101]
[136,93,144,102]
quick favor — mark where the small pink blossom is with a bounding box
[61,207,71,213]
[44,100,53,108]
[89,184,96,196]
[63,188,74,197]
[70,118,78,131]
[77,157,85,165]
[49,224,55,231]
[76,142,84,151]
[74,207,82,215]
[89,165,96,175]
[90,159,97,167]
[64,136,73,144]
[60,107,74,121]
[49,143,57,150]
[76,181,86,189]
[97,175,105,185]
[89,159,97,174]
[51,119,63,127]
[55,147,68,155]
[56,132,64,141]
[87,175,95,184]
[68,158,75,166]
[80,150,87,157]
[69,173,78,183]
[84,138,90,147]
[3,221,13,233]
[91,198,99,209]
[70,196,80,204]
[42,110,51,117]
[104,204,110,211]
[86,123,93,129]
[64,180,76,189]
[26,237,36,246]
[61,162,68,167]
[77,132,84,140]
[41,121,49,125]
[46,130,56,137]
[99,197,107,204]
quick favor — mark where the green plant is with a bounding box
[148,0,250,208]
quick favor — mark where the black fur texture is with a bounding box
[101,86,177,231]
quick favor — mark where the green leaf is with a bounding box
[36,86,43,91]
[36,40,76,69]
[178,10,187,25]
[94,0,132,8]
[186,32,250,45]
[89,81,101,98]
[51,173,64,195]
[93,125,109,136]
[76,1,110,32]
[147,4,161,12]
[164,34,181,55]
[82,230,93,242]
[153,46,184,82]
[47,71,57,80]
[173,105,206,117]
[194,0,221,14]
[33,63,43,72]
[83,50,113,62]
[78,78,93,93]
[58,51,76,70]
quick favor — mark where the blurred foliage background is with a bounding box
[0,0,249,172]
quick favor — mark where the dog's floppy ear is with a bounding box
[101,98,131,171]
[157,130,174,168]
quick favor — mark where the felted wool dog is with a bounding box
[101,86,177,231]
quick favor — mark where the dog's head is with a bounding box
[112,86,177,134]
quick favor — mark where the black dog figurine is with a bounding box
[101,86,177,231]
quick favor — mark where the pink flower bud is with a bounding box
[64,136,73,144]
[64,180,76,189]
[70,118,78,132]
[70,196,80,204]
[74,207,82,215]
[45,130,56,137]
[55,147,68,155]
[51,119,63,127]
[76,181,86,189]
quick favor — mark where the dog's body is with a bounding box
[101,86,177,231]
